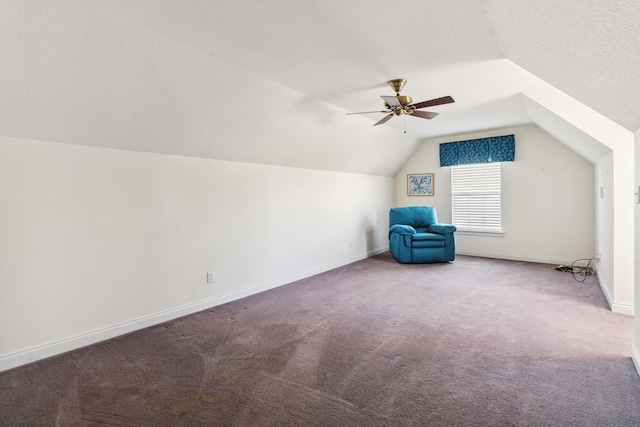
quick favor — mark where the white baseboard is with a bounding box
[596,271,634,316]
[632,345,640,379]
[611,304,635,316]
[598,273,614,310]
[0,246,388,373]
[456,250,573,266]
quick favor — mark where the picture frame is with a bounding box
[407,173,434,196]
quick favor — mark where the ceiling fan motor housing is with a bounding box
[396,95,413,105]
[387,79,412,113]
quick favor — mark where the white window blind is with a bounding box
[451,163,502,232]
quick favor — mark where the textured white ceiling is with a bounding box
[87,0,528,139]
[1,1,636,175]
[88,0,640,134]
[89,1,502,96]
[485,0,640,131]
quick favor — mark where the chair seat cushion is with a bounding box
[411,232,445,248]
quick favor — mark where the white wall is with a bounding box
[0,136,393,371]
[595,153,615,305]
[633,129,640,376]
[394,125,595,265]
[523,87,634,315]
[0,1,410,373]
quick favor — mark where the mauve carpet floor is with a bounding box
[1,254,639,426]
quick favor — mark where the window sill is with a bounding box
[456,229,504,237]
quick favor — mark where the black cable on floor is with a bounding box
[555,258,597,282]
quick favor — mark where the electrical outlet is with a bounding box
[207,272,215,283]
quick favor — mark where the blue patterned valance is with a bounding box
[440,134,515,166]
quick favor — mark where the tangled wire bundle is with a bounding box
[555,258,596,282]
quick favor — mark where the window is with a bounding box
[451,162,502,233]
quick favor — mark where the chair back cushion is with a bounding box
[389,206,438,228]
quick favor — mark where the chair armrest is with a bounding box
[427,223,457,234]
[389,224,417,236]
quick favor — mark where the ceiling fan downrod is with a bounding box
[388,78,407,94]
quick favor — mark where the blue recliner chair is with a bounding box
[389,206,457,264]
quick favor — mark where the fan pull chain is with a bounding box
[404,114,407,134]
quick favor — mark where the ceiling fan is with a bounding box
[347,79,455,126]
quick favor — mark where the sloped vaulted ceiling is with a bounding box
[485,0,640,132]
[0,1,637,175]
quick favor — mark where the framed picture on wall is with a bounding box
[407,173,434,196]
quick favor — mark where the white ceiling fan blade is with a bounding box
[381,95,401,108]
[346,110,390,115]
